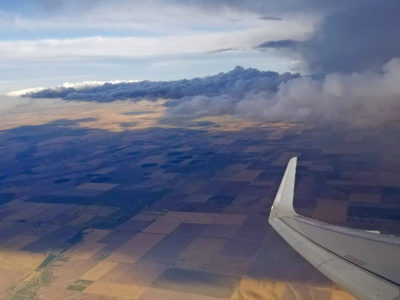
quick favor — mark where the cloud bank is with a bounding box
[20,60,400,128]
[22,66,299,102]
[167,59,400,127]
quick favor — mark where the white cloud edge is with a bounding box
[6,80,140,97]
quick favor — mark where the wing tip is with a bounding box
[269,156,298,220]
[288,156,297,165]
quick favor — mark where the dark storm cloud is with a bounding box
[170,0,400,74]
[25,66,299,102]
[202,0,400,74]
[300,0,400,73]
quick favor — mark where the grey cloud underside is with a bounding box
[256,39,299,49]
[26,66,299,102]
[208,48,239,54]
[298,0,400,73]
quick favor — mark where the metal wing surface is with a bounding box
[269,157,400,300]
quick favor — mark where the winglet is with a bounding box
[269,157,298,222]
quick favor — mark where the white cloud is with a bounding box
[167,59,400,127]
[6,79,139,97]
[0,19,313,63]
[6,87,47,97]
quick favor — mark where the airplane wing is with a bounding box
[268,157,400,300]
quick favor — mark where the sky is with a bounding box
[2,0,400,128]
[0,0,317,92]
[0,0,310,91]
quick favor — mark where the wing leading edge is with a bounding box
[268,157,400,300]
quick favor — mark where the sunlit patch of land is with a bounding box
[166,114,302,132]
[232,278,357,300]
[0,95,304,133]
[0,201,357,299]
[0,96,166,132]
